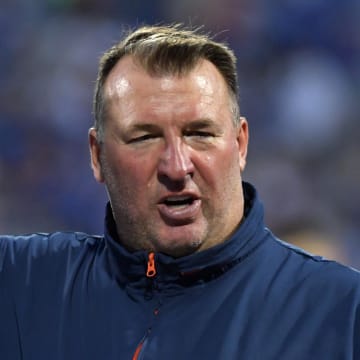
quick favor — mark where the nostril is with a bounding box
[157,174,191,191]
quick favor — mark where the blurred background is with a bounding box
[1,0,359,268]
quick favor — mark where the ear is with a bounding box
[236,117,249,172]
[88,128,105,183]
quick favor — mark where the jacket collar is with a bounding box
[104,182,267,292]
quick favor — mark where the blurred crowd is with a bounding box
[1,0,359,268]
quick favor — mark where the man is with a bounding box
[1,25,359,359]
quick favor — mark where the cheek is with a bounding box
[105,151,156,195]
[198,143,240,182]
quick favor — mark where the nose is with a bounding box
[157,137,194,182]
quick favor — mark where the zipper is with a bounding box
[146,252,156,277]
[132,253,158,360]
[132,331,149,360]
[145,252,157,300]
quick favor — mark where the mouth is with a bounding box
[162,195,197,207]
[157,194,201,223]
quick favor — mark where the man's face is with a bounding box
[89,56,248,257]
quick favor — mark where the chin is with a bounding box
[152,222,207,257]
[156,236,204,258]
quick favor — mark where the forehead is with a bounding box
[104,56,229,103]
[102,56,234,131]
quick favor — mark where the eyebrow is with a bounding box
[128,123,161,133]
[127,118,222,133]
[185,119,223,132]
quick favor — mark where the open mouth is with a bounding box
[157,194,201,223]
[163,195,196,207]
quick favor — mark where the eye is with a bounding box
[128,133,158,144]
[185,130,215,139]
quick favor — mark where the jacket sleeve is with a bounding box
[0,237,22,360]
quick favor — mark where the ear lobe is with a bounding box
[237,117,249,172]
[88,128,105,183]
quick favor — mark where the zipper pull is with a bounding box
[146,252,156,278]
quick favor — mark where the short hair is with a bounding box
[93,24,240,140]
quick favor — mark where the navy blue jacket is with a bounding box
[1,183,359,359]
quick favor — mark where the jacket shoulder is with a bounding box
[0,232,102,271]
[268,235,360,291]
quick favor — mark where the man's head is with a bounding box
[93,24,240,141]
[89,24,249,257]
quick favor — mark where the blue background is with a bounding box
[1,0,359,268]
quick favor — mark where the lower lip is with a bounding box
[157,199,201,223]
